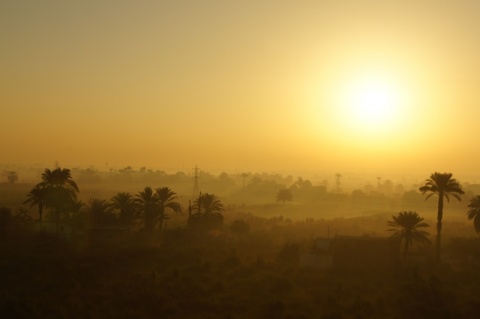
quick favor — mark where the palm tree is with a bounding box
[387,211,430,261]
[37,168,79,239]
[276,188,293,204]
[467,195,480,235]
[24,185,45,222]
[70,199,85,240]
[155,187,182,236]
[87,198,115,228]
[419,172,464,263]
[193,193,224,214]
[110,192,135,226]
[189,193,224,230]
[134,187,159,232]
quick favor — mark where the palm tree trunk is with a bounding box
[71,212,77,242]
[403,239,409,262]
[436,195,444,263]
[158,215,164,238]
[38,203,44,232]
[39,203,43,223]
[56,208,60,242]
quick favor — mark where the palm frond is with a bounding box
[451,193,462,201]
[386,211,431,255]
[474,215,480,234]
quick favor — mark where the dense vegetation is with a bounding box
[1,167,480,318]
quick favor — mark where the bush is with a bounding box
[230,219,250,234]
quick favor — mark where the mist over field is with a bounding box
[2,164,479,231]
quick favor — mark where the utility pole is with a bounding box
[193,165,200,198]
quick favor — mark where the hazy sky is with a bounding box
[2,1,480,175]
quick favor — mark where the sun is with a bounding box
[337,72,406,133]
[307,65,416,150]
[349,78,398,126]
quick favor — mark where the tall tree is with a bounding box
[37,168,79,239]
[110,192,135,226]
[134,187,159,232]
[24,186,45,222]
[419,172,464,263]
[155,187,182,236]
[387,211,430,261]
[467,195,480,235]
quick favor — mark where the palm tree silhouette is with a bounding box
[24,186,45,223]
[419,172,464,263]
[467,195,480,235]
[87,198,114,228]
[110,192,135,226]
[189,193,224,230]
[37,168,79,240]
[70,198,85,240]
[134,187,159,232]
[387,211,430,261]
[193,193,224,214]
[155,187,182,236]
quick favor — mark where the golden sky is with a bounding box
[2,1,480,175]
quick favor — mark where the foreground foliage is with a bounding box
[1,220,480,319]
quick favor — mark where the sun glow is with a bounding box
[349,79,397,126]
[336,72,409,134]
[306,65,419,156]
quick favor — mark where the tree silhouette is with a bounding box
[37,168,79,240]
[276,188,293,204]
[189,193,224,230]
[134,187,159,232]
[387,211,430,261]
[5,171,18,184]
[87,198,115,228]
[467,195,480,235]
[24,186,45,222]
[155,187,182,236]
[419,172,464,263]
[70,198,85,240]
[192,193,224,214]
[110,192,135,226]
